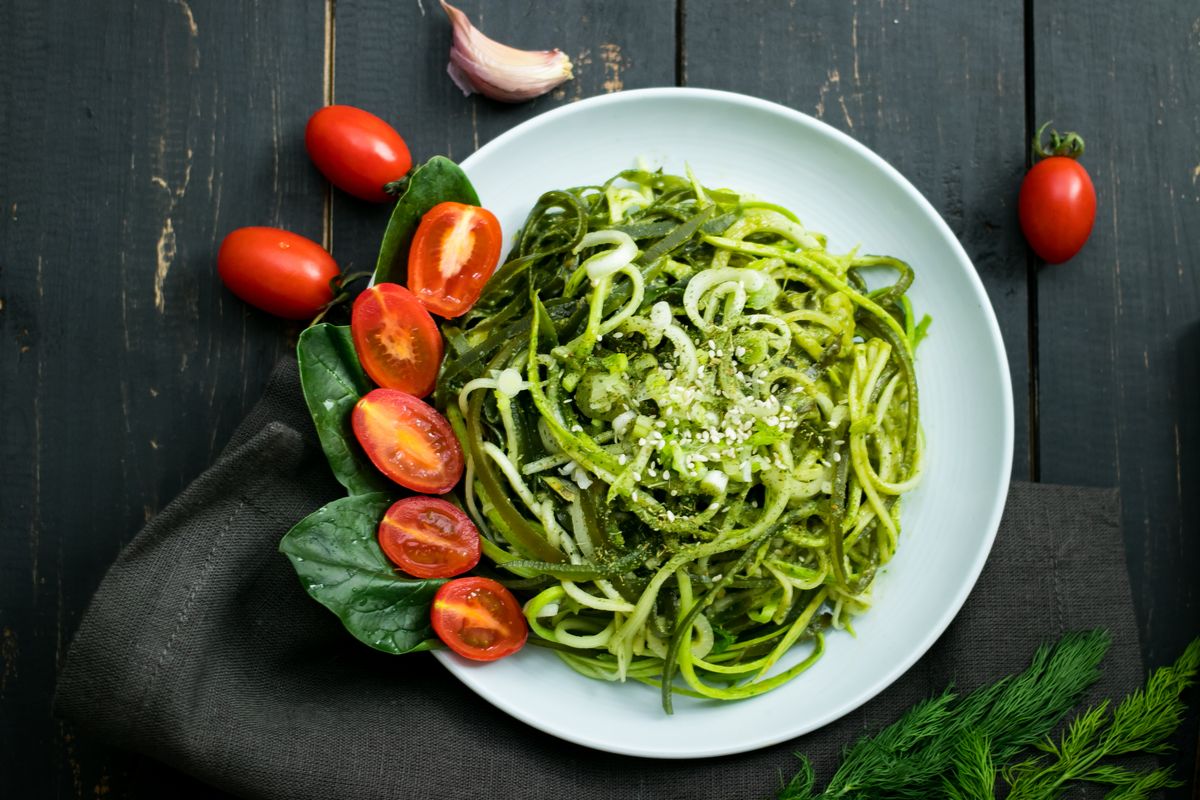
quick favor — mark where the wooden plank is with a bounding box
[685,0,1033,481]
[1033,0,1200,784]
[328,0,678,280]
[0,0,325,796]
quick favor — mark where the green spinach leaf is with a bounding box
[373,156,480,285]
[280,493,445,655]
[297,323,389,496]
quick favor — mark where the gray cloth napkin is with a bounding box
[54,357,1145,800]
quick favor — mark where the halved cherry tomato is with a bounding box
[217,227,339,319]
[430,577,528,661]
[378,497,480,579]
[305,105,412,203]
[351,283,443,397]
[408,201,502,318]
[352,388,463,494]
[1018,123,1096,264]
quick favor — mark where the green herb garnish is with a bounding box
[777,632,1200,800]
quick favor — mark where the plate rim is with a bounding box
[438,86,1015,759]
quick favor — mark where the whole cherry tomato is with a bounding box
[378,496,480,579]
[1018,123,1096,264]
[217,227,339,319]
[351,388,464,494]
[430,577,528,661]
[351,283,443,397]
[305,105,412,203]
[408,201,502,318]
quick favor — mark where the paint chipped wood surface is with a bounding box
[0,0,1196,796]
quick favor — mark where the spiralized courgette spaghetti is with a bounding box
[436,166,926,711]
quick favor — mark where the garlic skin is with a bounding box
[441,1,574,103]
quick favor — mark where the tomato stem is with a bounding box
[336,270,375,287]
[383,166,418,198]
[1032,121,1086,161]
[308,270,375,327]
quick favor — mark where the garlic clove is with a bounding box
[441,1,574,103]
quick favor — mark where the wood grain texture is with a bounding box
[684,0,1033,481]
[1032,0,1200,786]
[327,0,677,282]
[0,1,324,796]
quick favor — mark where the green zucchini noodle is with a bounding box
[436,166,928,712]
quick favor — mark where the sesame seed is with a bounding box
[666,510,676,522]
[618,454,628,465]
[833,452,842,462]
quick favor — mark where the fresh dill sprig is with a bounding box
[1003,638,1200,799]
[777,633,1200,800]
[781,630,1110,800]
[942,730,996,800]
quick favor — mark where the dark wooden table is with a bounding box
[2,1,1197,796]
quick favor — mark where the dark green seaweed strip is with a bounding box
[504,542,652,581]
[636,204,717,266]
[661,531,775,714]
[466,390,563,563]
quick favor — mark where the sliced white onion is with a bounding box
[495,367,525,397]
[612,410,636,438]
[575,230,638,282]
[649,300,673,329]
[701,469,728,495]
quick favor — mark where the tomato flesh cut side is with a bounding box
[352,388,464,494]
[431,577,528,661]
[351,283,444,397]
[378,496,480,579]
[408,202,503,318]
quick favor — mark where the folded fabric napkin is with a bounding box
[55,358,1145,800]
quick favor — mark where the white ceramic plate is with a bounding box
[438,88,1013,759]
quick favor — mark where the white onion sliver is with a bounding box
[575,230,638,282]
